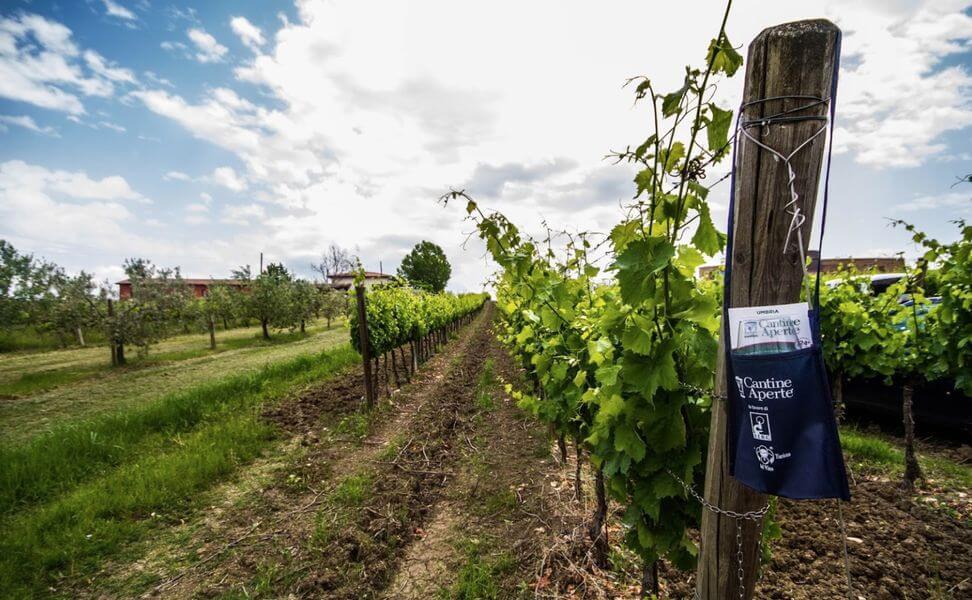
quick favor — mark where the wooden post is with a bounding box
[696,19,840,599]
[107,298,116,366]
[355,285,375,408]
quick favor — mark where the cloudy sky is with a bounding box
[0,0,970,291]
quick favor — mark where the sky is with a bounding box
[0,0,970,292]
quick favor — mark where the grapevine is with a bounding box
[348,280,488,356]
[445,0,741,576]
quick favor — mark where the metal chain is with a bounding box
[677,382,726,401]
[669,469,769,600]
[736,519,746,599]
[668,469,770,521]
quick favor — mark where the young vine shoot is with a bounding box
[443,5,741,569]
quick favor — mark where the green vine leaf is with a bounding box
[706,104,733,154]
[614,237,675,305]
[691,202,725,256]
[707,35,743,76]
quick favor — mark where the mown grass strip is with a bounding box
[840,427,972,488]
[0,344,359,516]
[0,415,273,598]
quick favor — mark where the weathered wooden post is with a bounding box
[107,298,116,366]
[696,19,840,599]
[355,285,375,408]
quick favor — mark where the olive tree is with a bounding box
[45,271,98,347]
[291,279,321,334]
[319,287,346,329]
[246,262,298,340]
[102,259,192,365]
[0,240,60,332]
[201,282,238,346]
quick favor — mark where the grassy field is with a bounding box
[0,319,347,442]
[840,426,972,489]
[0,337,360,598]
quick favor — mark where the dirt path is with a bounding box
[381,320,570,599]
[84,305,504,599]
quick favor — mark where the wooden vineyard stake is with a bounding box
[695,19,841,599]
[355,285,375,408]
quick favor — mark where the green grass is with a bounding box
[840,427,972,488]
[0,337,360,599]
[0,328,332,400]
[482,488,518,515]
[331,472,373,507]
[438,538,515,600]
[0,327,107,353]
[0,415,274,598]
[0,344,359,517]
[309,468,376,550]
[335,412,372,440]
[475,358,496,412]
[0,319,348,441]
[0,365,104,397]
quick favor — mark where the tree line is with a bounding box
[1,237,457,363]
[0,240,347,363]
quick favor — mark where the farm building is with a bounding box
[698,252,905,279]
[117,278,246,299]
[327,271,394,291]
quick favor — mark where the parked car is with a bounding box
[825,272,905,295]
[893,296,942,332]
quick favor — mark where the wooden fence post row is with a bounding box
[354,285,376,408]
[354,286,485,408]
[695,19,840,599]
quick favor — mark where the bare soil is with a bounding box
[74,306,972,599]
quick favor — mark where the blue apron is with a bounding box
[722,33,850,501]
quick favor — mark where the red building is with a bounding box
[117,278,246,299]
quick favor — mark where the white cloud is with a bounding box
[0,114,58,136]
[83,50,136,84]
[0,160,151,255]
[101,0,136,21]
[896,191,971,213]
[199,191,213,203]
[9,1,972,291]
[230,17,265,51]
[160,41,188,55]
[130,87,322,189]
[98,120,126,133]
[143,70,173,88]
[221,203,265,224]
[0,13,134,114]
[0,160,148,202]
[186,202,209,213]
[163,170,191,181]
[833,2,972,167]
[187,28,228,63]
[208,166,247,192]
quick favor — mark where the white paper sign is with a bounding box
[728,302,813,355]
